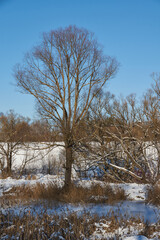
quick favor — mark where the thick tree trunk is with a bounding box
[6,155,12,176]
[64,145,73,190]
[6,143,12,176]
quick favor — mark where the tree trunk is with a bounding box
[64,145,73,190]
[6,143,12,176]
[6,155,12,176]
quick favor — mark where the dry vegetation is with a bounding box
[2,183,127,204]
[0,209,159,240]
[147,184,160,206]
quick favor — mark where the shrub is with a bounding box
[147,184,160,206]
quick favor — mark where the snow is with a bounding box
[77,180,149,201]
[0,176,159,225]
[111,183,149,201]
[0,174,64,196]
[0,182,159,239]
[1,142,65,171]
[124,236,149,240]
[0,176,149,201]
[1,199,159,226]
[1,141,159,178]
[0,142,160,239]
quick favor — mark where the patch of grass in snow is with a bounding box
[2,182,127,204]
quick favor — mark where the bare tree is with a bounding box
[30,119,55,142]
[0,110,30,176]
[141,76,160,182]
[14,26,118,189]
[92,94,159,182]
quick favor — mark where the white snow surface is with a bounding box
[124,237,149,240]
[0,175,160,239]
[0,174,64,196]
[0,142,65,170]
[77,180,149,201]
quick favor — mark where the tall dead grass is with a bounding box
[6,183,127,204]
[147,184,160,206]
[0,209,159,240]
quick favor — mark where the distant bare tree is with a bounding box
[0,110,30,176]
[30,119,54,142]
[14,26,118,189]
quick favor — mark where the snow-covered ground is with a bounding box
[124,237,149,240]
[0,142,65,172]
[0,142,160,239]
[0,174,149,201]
[0,174,64,197]
[0,175,160,239]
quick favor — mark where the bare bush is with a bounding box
[88,87,160,183]
[147,184,160,206]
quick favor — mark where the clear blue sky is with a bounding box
[0,0,160,118]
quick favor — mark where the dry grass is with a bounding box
[0,172,11,179]
[4,183,127,204]
[26,174,37,180]
[147,184,160,206]
[0,210,95,239]
[0,209,159,240]
[0,183,159,239]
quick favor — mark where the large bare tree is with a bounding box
[14,26,118,189]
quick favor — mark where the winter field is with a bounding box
[0,143,160,239]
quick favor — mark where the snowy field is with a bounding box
[1,181,159,223]
[0,175,160,239]
[0,143,160,239]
